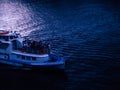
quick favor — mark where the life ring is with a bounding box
[39,49,44,54]
[0,30,9,34]
[20,47,24,52]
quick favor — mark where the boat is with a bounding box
[0,30,65,70]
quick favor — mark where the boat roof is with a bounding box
[0,32,17,36]
[0,30,21,42]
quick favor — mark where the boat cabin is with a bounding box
[0,30,50,55]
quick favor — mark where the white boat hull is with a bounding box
[0,56,65,70]
[0,30,66,71]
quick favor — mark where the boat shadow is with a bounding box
[0,65,67,90]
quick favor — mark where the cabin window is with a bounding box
[10,36,14,39]
[22,56,25,60]
[15,54,36,61]
[32,57,36,61]
[26,56,31,60]
[2,36,8,41]
[16,54,20,58]
[2,36,5,40]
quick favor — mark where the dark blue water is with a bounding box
[0,0,120,90]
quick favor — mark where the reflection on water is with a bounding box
[0,1,45,36]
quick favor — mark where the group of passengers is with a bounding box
[21,39,50,54]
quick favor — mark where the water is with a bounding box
[0,0,120,90]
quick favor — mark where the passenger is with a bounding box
[31,41,38,53]
[27,40,31,46]
[39,48,44,54]
[23,42,28,52]
[20,47,24,52]
[45,43,50,54]
[30,41,34,53]
[27,45,31,53]
[35,41,41,54]
[23,40,26,45]
[43,43,47,54]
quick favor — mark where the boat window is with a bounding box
[0,42,9,49]
[16,54,20,58]
[10,36,14,39]
[22,56,25,60]
[2,36,5,40]
[32,57,36,61]
[2,36,8,41]
[26,56,31,60]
